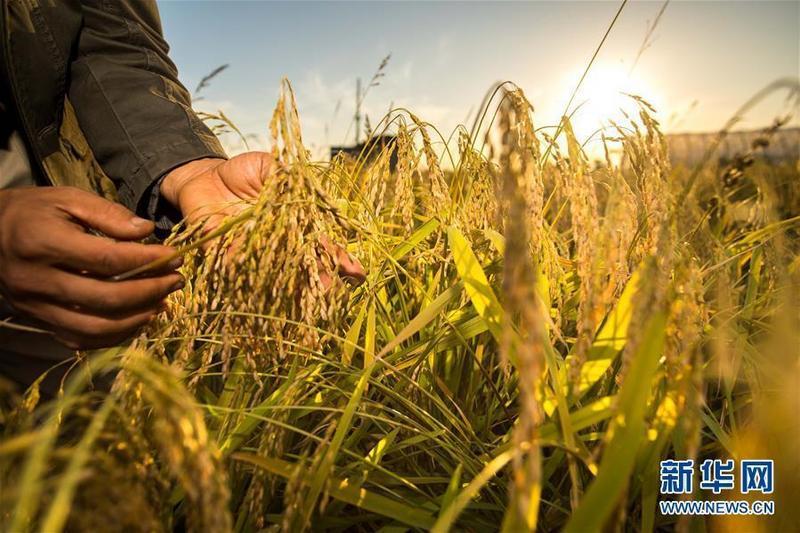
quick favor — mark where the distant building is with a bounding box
[330,75,399,171]
[666,127,799,166]
[330,134,398,171]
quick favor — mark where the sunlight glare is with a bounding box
[563,63,664,158]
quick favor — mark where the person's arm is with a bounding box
[68,0,226,225]
[68,0,366,286]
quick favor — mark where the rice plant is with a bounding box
[1,75,798,532]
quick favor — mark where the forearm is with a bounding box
[70,0,226,220]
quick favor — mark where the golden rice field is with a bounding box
[1,78,799,532]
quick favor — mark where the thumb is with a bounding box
[53,187,154,240]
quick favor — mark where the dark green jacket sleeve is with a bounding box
[67,0,226,219]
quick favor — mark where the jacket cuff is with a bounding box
[115,140,227,234]
[144,176,182,237]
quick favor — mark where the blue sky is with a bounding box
[157,1,799,155]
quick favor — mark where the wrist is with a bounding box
[160,158,225,207]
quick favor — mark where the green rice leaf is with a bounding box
[40,397,116,533]
[233,452,436,529]
[362,427,400,481]
[543,266,642,415]
[700,407,736,456]
[298,359,379,526]
[9,347,123,532]
[483,228,506,255]
[440,463,463,513]
[219,361,301,455]
[431,449,515,533]
[365,300,377,367]
[564,311,667,532]
[447,226,504,342]
[377,283,462,359]
[391,218,440,261]
[343,302,367,365]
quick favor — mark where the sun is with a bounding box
[564,63,663,153]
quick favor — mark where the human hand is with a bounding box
[319,235,366,287]
[159,153,273,229]
[0,187,183,349]
[161,152,366,284]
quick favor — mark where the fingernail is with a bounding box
[172,277,185,291]
[167,256,184,270]
[131,217,151,228]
